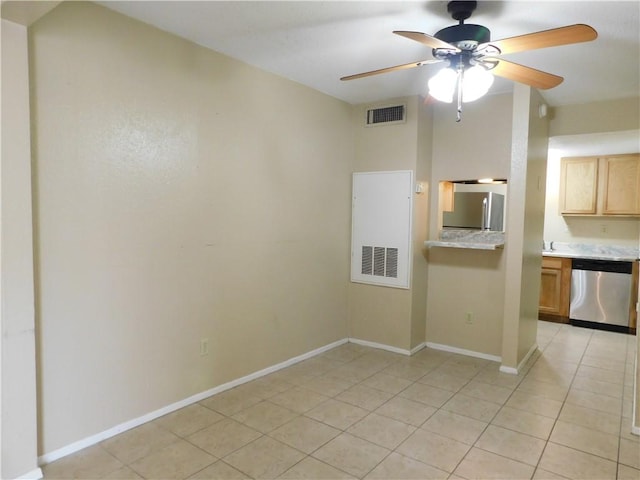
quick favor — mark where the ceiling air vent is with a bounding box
[366,104,406,126]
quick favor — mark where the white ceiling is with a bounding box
[94,1,638,106]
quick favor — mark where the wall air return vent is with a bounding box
[351,171,413,289]
[361,246,398,278]
[365,104,406,126]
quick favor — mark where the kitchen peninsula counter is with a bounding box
[425,229,505,251]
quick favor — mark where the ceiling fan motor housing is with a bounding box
[434,24,491,50]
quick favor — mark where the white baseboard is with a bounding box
[519,342,539,371]
[38,337,348,466]
[17,467,43,479]
[349,338,412,356]
[410,342,427,355]
[499,365,519,375]
[632,350,639,437]
[425,342,501,363]
[499,343,538,376]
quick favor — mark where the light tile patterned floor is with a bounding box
[43,321,639,479]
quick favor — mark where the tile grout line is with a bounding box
[306,349,434,479]
[186,346,365,479]
[533,326,637,475]
[226,331,626,480]
[529,324,593,478]
[445,356,531,478]
[240,346,401,479]
[615,329,632,478]
[43,326,637,479]
[355,352,476,479]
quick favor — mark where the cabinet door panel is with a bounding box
[539,257,571,318]
[539,268,562,315]
[602,155,640,215]
[560,157,598,214]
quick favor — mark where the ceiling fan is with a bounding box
[341,1,597,121]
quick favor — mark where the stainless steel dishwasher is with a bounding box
[569,258,633,330]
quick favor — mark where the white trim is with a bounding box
[519,342,539,371]
[38,338,348,466]
[410,342,427,355]
[16,467,43,480]
[500,343,539,375]
[349,338,411,356]
[499,365,519,375]
[425,342,501,363]
[632,349,639,437]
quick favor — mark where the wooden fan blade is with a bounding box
[393,31,460,52]
[340,59,441,81]
[479,24,597,55]
[485,58,563,89]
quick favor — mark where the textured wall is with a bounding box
[30,2,353,454]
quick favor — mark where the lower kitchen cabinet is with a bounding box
[539,256,571,321]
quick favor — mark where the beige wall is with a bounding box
[426,88,547,369]
[348,97,429,352]
[502,86,549,369]
[549,97,640,137]
[1,6,62,477]
[411,101,433,350]
[425,94,513,358]
[428,94,513,201]
[30,2,352,455]
[545,97,640,247]
[1,18,40,479]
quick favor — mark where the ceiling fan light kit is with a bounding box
[341,0,597,122]
[428,63,494,104]
[427,66,457,102]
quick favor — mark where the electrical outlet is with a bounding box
[465,312,473,325]
[600,224,607,233]
[200,338,209,356]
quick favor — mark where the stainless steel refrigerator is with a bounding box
[442,192,505,231]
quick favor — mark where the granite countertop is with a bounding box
[542,242,639,262]
[425,229,505,250]
[426,233,638,260]
[425,240,504,250]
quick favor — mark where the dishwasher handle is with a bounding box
[571,258,632,274]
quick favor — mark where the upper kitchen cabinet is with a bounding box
[559,157,598,214]
[559,154,640,216]
[602,155,640,214]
